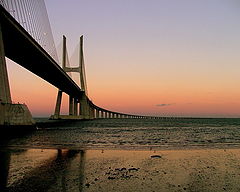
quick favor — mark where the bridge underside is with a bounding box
[0,5,157,126]
[0,5,83,98]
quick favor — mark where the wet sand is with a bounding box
[2,148,240,192]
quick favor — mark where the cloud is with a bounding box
[156,103,175,107]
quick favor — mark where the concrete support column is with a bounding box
[54,90,62,117]
[80,95,89,119]
[90,107,94,119]
[79,102,81,116]
[96,110,99,118]
[0,21,11,104]
[88,105,94,119]
[74,98,78,116]
[69,96,74,115]
[86,104,91,119]
[93,108,95,118]
[88,106,92,119]
[99,110,101,118]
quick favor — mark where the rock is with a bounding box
[151,155,162,158]
[115,167,127,171]
[108,176,115,180]
[128,168,139,172]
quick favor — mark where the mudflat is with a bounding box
[3,148,240,192]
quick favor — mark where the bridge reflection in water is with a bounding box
[2,146,240,192]
[0,148,86,192]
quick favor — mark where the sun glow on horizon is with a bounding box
[5,0,240,118]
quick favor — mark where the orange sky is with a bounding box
[6,0,240,117]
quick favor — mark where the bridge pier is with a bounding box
[96,109,99,118]
[69,96,74,116]
[53,90,62,118]
[0,24,11,104]
[79,95,88,119]
[74,98,78,116]
[0,20,35,127]
[89,106,94,119]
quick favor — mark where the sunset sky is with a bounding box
[6,0,240,117]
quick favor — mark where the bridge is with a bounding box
[0,0,158,127]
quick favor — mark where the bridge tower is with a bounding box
[51,36,93,119]
[0,13,35,127]
[0,20,11,104]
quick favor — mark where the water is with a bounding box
[3,118,240,150]
[2,118,240,191]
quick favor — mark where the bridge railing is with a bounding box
[0,0,59,63]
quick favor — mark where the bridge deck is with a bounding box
[0,5,83,98]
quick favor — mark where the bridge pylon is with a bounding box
[0,18,35,127]
[51,35,93,120]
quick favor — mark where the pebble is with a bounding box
[151,155,162,158]
[108,176,115,180]
[128,168,139,171]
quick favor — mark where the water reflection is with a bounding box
[79,151,86,192]
[0,148,86,192]
[3,148,240,192]
[0,149,11,192]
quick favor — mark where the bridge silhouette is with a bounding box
[0,0,159,127]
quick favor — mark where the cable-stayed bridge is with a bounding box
[0,0,158,127]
